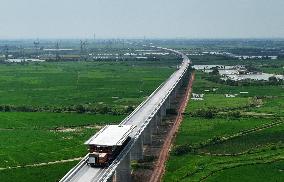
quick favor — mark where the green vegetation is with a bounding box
[0,61,175,109]
[0,161,78,182]
[0,60,176,182]
[0,112,124,168]
[206,160,284,182]
[164,71,284,182]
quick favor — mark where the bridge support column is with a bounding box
[151,115,158,134]
[176,80,181,91]
[116,153,131,182]
[130,136,143,161]
[143,124,152,145]
[170,90,176,102]
[156,110,162,126]
[174,88,177,98]
[167,96,171,109]
[161,103,167,118]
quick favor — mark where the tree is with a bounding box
[210,67,219,75]
[268,76,278,85]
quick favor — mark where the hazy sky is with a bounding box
[0,0,283,39]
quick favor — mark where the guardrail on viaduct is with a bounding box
[60,46,192,182]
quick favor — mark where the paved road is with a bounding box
[60,47,190,182]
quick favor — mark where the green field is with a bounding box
[0,60,177,182]
[0,112,125,168]
[0,61,176,107]
[0,161,78,182]
[164,71,284,182]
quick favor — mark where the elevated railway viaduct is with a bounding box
[60,46,192,182]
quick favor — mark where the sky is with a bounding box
[0,0,283,39]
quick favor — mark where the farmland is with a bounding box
[0,59,177,182]
[164,70,284,181]
[1,39,284,182]
[0,61,177,107]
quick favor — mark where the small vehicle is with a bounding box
[85,125,135,167]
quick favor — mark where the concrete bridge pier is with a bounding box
[130,136,144,161]
[151,114,159,134]
[170,90,176,102]
[173,87,177,98]
[161,103,167,118]
[115,153,131,182]
[167,96,171,109]
[156,109,163,126]
[182,72,190,86]
[143,124,152,145]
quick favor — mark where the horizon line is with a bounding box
[0,37,284,41]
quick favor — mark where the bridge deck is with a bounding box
[60,47,191,182]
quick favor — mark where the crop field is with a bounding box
[0,112,125,167]
[0,59,177,182]
[0,61,176,107]
[191,72,284,97]
[164,71,284,182]
[0,112,124,182]
[0,161,78,182]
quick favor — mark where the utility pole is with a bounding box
[34,39,40,58]
[80,40,88,61]
[55,42,60,61]
[4,45,9,60]
[20,45,25,60]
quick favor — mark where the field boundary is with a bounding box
[149,72,195,182]
[0,157,82,171]
[199,157,284,182]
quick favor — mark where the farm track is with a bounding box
[221,119,284,140]
[182,116,284,180]
[198,119,284,151]
[179,148,284,181]
[0,124,104,131]
[0,157,82,171]
[149,72,195,182]
[199,144,284,157]
[198,157,284,182]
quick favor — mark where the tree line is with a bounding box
[0,104,135,115]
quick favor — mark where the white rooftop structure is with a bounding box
[84,125,135,146]
[6,58,45,63]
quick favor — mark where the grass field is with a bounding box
[164,71,284,182]
[206,160,284,182]
[0,60,177,182]
[0,112,125,168]
[0,161,78,182]
[0,61,176,107]
[186,94,249,112]
[191,72,284,97]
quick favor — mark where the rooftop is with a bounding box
[84,125,135,146]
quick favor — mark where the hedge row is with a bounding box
[0,104,135,115]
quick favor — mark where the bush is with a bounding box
[0,104,131,115]
[172,144,195,156]
[227,111,241,118]
[190,108,217,119]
